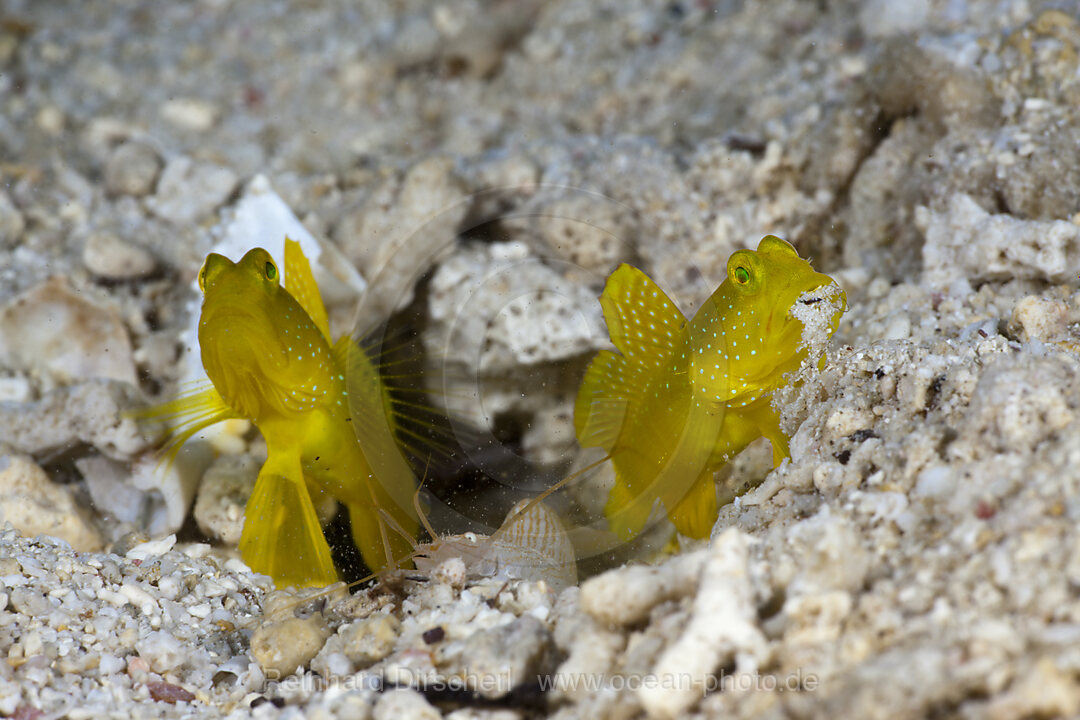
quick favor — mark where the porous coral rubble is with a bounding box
[2,1,1080,718]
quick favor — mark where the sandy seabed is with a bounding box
[3,1,1080,718]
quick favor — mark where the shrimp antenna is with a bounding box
[374,454,435,571]
[490,453,611,542]
[376,456,433,552]
[413,455,438,542]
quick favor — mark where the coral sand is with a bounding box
[2,1,1080,718]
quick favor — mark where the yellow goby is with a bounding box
[154,238,418,587]
[574,235,846,540]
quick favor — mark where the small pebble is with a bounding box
[0,190,25,246]
[442,615,555,699]
[103,141,161,196]
[580,552,705,626]
[250,616,330,678]
[421,626,445,645]
[1010,296,1067,342]
[35,104,65,135]
[193,454,258,545]
[147,681,196,704]
[136,631,186,673]
[82,232,156,279]
[340,614,400,667]
[160,97,220,131]
[11,705,45,720]
[0,376,30,403]
[372,689,439,720]
[146,156,238,225]
[125,534,176,561]
[211,669,238,688]
[0,455,104,551]
[109,531,149,557]
[0,277,138,385]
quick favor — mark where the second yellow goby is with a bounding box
[575,236,846,541]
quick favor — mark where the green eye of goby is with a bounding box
[265,261,277,281]
[734,266,750,284]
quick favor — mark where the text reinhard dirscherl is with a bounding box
[266,668,820,696]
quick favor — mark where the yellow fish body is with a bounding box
[574,236,846,540]
[156,238,418,587]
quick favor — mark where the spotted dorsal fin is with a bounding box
[599,263,686,361]
[574,264,687,450]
